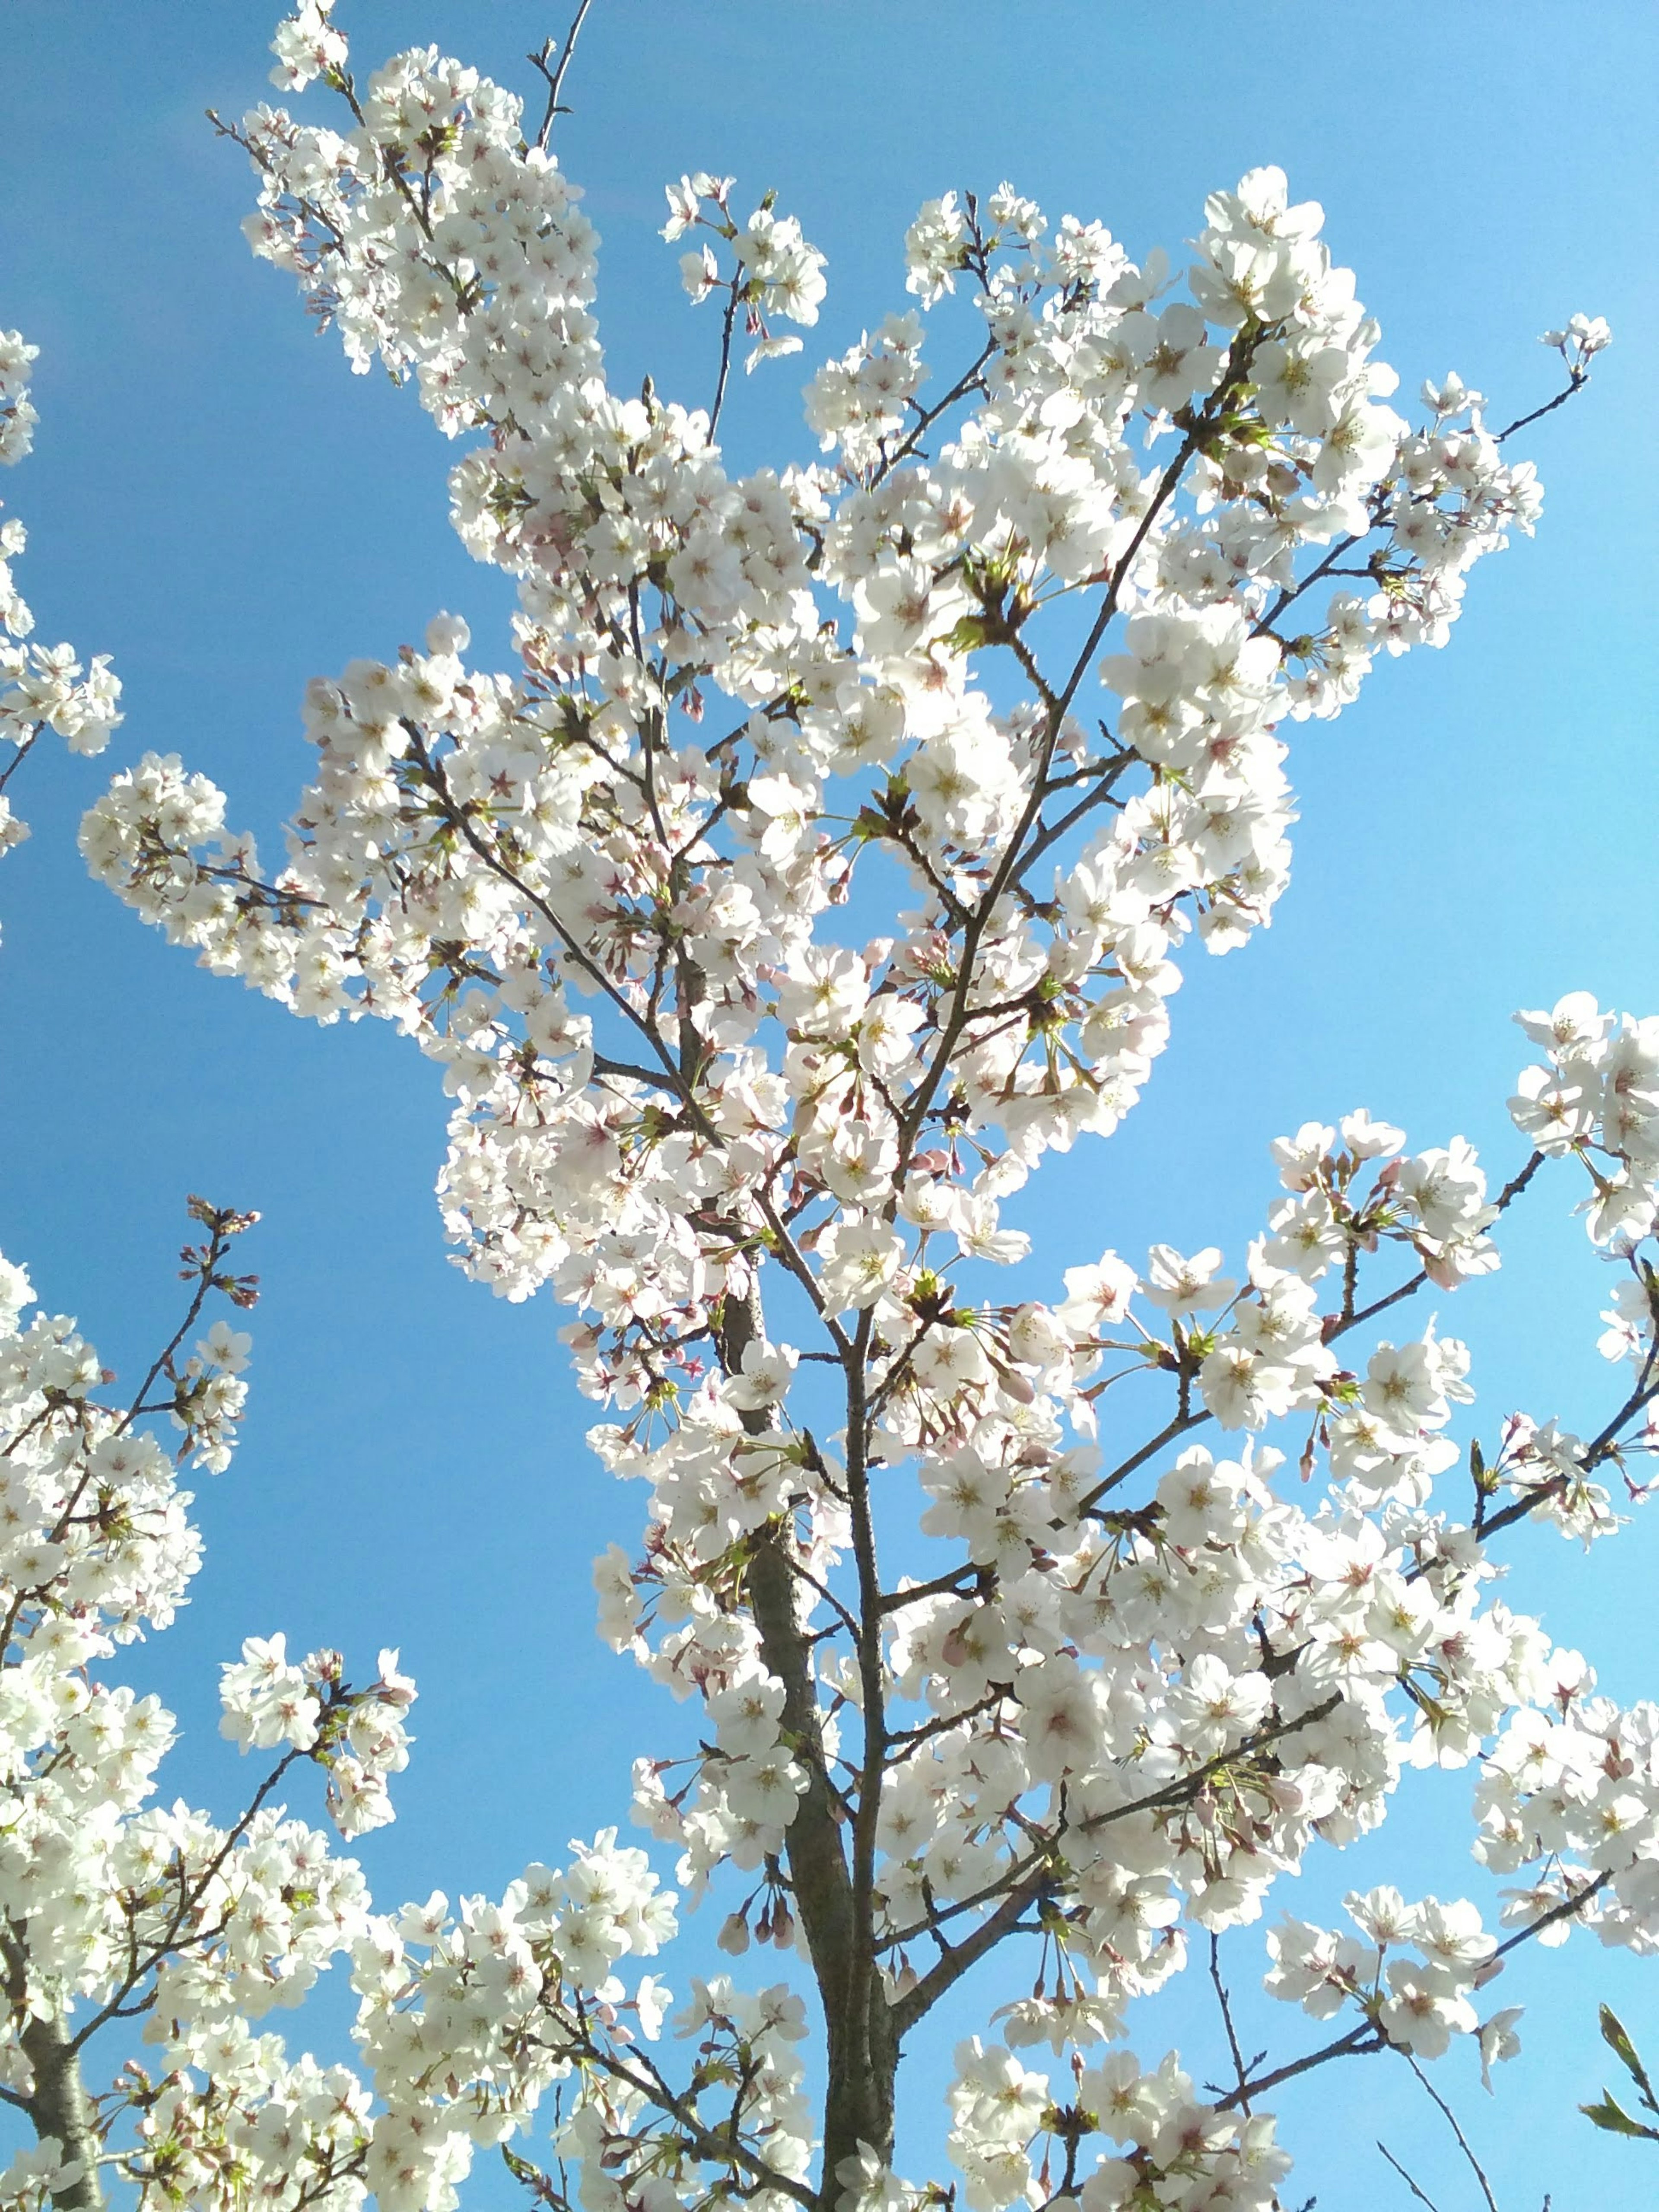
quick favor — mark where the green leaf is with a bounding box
[499,2147,569,2211]
[942,614,992,655]
[1600,2005,1659,2109]
[1580,2092,1659,2140]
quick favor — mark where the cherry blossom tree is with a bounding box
[0,1157,416,2212]
[3,3,1653,2208]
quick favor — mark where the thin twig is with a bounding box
[528,0,597,151]
[1494,370,1589,445]
[1379,2142,1443,2212]
[1208,1932,1252,2113]
[708,282,741,442]
[1493,1868,1611,1958]
[1216,2021,1382,2111]
[1404,2052,1499,2212]
[871,338,997,487]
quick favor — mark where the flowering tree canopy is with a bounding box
[0,6,1650,2211]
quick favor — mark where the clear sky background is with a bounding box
[1,3,1656,2205]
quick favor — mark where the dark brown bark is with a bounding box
[721,1286,899,2206]
[22,2011,103,2212]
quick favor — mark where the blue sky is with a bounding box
[2,2,1656,2203]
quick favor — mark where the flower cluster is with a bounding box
[1267,1886,1513,2062]
[121,1826,694,2212]
[267,0,346,91]
[1502,991,1659,1522]
[220,1634,416,1836]
[1478,1651,1659,1954]
[0,1201,433,2212]
[1511,990,1659,1246]
[664,172,828,376]
[0,332,122,864]
[1541,311,1613,379]
[0,329,40,465]
[941,2038,1287,2212]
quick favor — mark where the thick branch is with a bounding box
[21,2012,103,2212]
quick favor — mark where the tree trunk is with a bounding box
[721,1288,900,2206]
[818,1965,899,2204]
[22,2010,103,2212]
